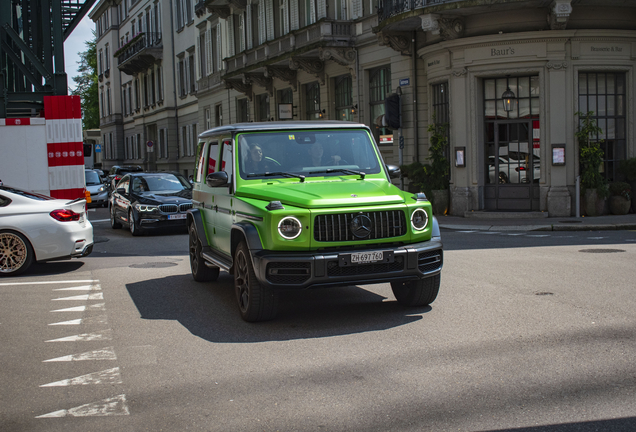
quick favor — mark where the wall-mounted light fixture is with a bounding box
[319,108,326,118]
[351,104,358,114]
[502,76,517,113]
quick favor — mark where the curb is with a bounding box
[439,223,636,232]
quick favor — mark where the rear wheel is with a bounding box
[189,223,219,282]
[391,274,440,307]
[129,209,142,236]
[110,206,122,229]
[0,231,34,276]
[234,240,278,322]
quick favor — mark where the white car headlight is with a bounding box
[411,208,428,231]
[278,216,302,239]
[98,186,105,192]
[135,204,159,212]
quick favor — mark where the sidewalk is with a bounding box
[437,211,636,232]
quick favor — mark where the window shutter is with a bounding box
[196,36,202,80]
[283,0,289,35]
[206,29,212,75]
[310,0,316,24]
[352,0,362,19]
[216,23,222,71]
[184,57,190,95]
[239,14,245,53]
[258,3,265,45]
[227,16,235,57]
[290,0,299,30]
[266,0,274,41]
[317,0,326,19]
[246,5,253,50]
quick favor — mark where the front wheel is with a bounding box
[189,223,219,282]
[234,241,279,322]
[391,274,440,307]
[0,231,34,276]
[129,209,142,236]
[110,206,122,229]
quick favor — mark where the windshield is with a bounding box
[85,170,102,185]
[236,129,382,180]
[131,174,192,193]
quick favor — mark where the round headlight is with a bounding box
[278,216,302,239]
[411,208,428,231]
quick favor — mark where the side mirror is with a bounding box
[386,164,401,178]
[206,171,229,188]
[116,188,127,195]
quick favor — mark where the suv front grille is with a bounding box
[326,255,404,277]
[314,210,406,242]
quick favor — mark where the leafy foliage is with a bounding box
[71,32,99,130]
[618,158,636,182]
[575,111,607,196]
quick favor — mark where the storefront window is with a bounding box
[369,66,391,144]
[335,75,353,121]
[305,82,321,119]
[578,72,626,181]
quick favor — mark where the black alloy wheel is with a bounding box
[110,205,122,229]
[189,223,219,282]
[234,241,278,322]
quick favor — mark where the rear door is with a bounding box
[211,138,234,257]
[193,139,219,249]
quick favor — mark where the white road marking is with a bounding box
[35,394,129,418]
[588,237,607,240]
[505,233,526,236]
[0,280,97,286]
[40,367,122,387]
[479,232,501,234]
[53,284,101,291]
[51,303,106,313]
[626,239,636,242]
[52,293,104,301]
[456,230,477,233]
[527,235,550,237]
[89,218,110,223]
[48,315,108,326]
[45,329,113,343]
[43,347,117,362]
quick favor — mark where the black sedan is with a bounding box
[109,172,192,236]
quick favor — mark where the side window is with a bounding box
[119,176,130,193]
[0,195,11,207]
[208,141,219,175]
[194,141,207,183]
[220,139,233,180]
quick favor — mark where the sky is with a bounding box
[64,13,95,92]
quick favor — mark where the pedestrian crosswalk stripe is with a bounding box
[51,303,106,313]
[52,293,104,301]
[45,329,113,343]
[48,315,108,326]
[43,347,117,362]
[0,280,97,286]
[35,394,129,418]
[53,284,101,291]
[40,367,122,387]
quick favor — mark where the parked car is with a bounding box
[106,165,144,195]
[85,169,108,208]
[488,155,540,184]
[0,185,93,276]
[188,121,443,322]
[109,172,193,236]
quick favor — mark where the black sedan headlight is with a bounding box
[134,204,159,213]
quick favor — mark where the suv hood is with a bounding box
[236,179,405,208]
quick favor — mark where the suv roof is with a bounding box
[199,121,369,138]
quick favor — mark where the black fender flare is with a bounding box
[431,215,441,239]
[231,222,263,256]
[187,209,209,249]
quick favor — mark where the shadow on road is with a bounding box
[126,273,430,343]
[23,260,86,276]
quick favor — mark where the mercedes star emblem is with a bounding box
[350,214,372,239]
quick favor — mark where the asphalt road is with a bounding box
[1,207,635,432]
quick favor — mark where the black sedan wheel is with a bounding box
[0,231,34,276]
[110,206,122,229]
[129,209,142,236]
[234,241,278,322]
[189,223,219,282]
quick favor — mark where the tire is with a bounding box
[189,223,219,282]
[234,240,279,322]
[0,231,34,276]
[391,274,441,307]
[110,206,122,229]
[129,209,142,236]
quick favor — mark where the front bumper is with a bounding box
[251,239,443,289]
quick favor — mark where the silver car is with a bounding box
[85,169,108,208]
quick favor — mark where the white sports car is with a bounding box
[0,185,93,276]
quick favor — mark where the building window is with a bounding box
[106,87,111,115]
[178,58,186,97]
[578,72,627,181]
[134,79,140,109]
[199,32,207,77]
[151,71,156,104]
[143,74,149,107]
[188,53,196,93]
[122,87,127,116]
[305,82,320,119]
[369,66,391,143]
[98,50,103,74]
[215,103,223,126]
[237,98,249,122]
[205,108,211,130]
[157,67,163,101]
[257,94,269,122]
[159,128,168,159]
[335,75,353,121]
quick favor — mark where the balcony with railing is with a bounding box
[378,0,461,22]
[117,32,163,76]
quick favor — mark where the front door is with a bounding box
[484,120,540,211]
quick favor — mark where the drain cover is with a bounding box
[129,262,178,268]
[579,249,626,253]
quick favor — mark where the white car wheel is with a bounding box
[0,231,34,276]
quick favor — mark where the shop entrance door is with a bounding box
[484,120,540,211]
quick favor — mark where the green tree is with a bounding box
[71,32,99,130]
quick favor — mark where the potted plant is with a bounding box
[608,182,632,215]
[618,157,636,213]
[575,111,608,216]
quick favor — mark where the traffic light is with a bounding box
[384,93,401,130]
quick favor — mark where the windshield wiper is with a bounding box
[247,171,306,182]
[308,168,366,179]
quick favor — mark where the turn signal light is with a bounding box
[50,209,81,222]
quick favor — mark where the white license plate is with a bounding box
[168,214,187,220]
[350,251,384,264]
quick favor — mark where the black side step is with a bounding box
[201,252,232,272]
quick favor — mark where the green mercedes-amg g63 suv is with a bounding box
[188,121,443,321]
